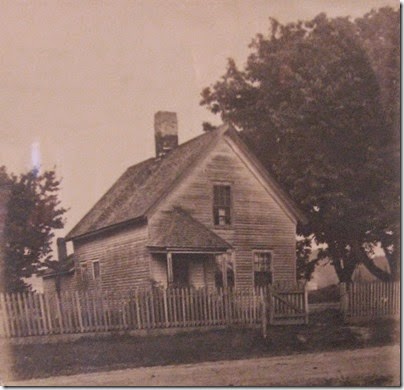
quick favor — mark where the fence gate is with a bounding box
[266,287,308,326]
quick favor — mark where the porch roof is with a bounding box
[147,208,231,252]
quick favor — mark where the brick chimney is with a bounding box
[154,111,178,157]
[57,237,67,262]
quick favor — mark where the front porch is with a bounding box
[150,250,234,289]
[148,207,234,289]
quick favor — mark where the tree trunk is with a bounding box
[331,257,355,284]
[382,235,400,281]
[355,244,392,282]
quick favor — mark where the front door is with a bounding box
[172,257,190,287]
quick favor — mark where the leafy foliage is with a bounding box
[1,167,67,292]
[201,9,399,282]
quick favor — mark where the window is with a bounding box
[214,266,235,289]
[92,260,101,280]
[253,251,273,287]
[79,262,89,281]
[213,185,231,226]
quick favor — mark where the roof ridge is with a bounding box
[121,128,219,174]
[66,125,225,240]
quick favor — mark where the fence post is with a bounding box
[224,288,230,325]
[54,293,63,334]
[304,287,309,325]
[340,283,348,321]
[162,288,169,327]
[37,293,45,335]
[74,292,84,333]
[0,293,10,337]
[268,288,274,325]
[260,288,267,339]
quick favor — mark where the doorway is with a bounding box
[172,256,190,287]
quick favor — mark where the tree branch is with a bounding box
[358,247,392,282]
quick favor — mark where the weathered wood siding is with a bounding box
[149,136,297,288]
[72,223,151,294]
[150,254,168,287]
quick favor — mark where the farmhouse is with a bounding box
[44,112,306,294]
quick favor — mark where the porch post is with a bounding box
[221,254,228,289]
[167,252,173,286]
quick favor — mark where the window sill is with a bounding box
[212,225,234,231]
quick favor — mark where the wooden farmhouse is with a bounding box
[43,112,306,294]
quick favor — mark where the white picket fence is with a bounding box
[340,281,400,321]
[0,288,268,337]
[0,285,310,339]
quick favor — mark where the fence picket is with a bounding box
[341,281,400,321]
[16,293,28,336]
[26,293,36,335]
[0,286,315,339]
[6,294,13,336]
[0,293,10,337]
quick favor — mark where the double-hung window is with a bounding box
[92,260,101,280]
[213,185,231,226]
[253,251,273,287]
[79,262,88,281]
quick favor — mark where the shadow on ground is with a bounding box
[3,309,400,381]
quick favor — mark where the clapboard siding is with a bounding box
[72,224,150,293]
[150,136,297,288]
[150,254,169,288]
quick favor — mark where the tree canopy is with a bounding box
[201,8,399,282]
[0,166,67,293]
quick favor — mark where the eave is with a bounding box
[147,246,230,254]
[66,216,147,242]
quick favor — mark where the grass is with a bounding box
[308,284,340,303]
[4,310,400,381]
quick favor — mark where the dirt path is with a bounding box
[7,345,400,386]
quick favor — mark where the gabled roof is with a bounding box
[224,128,308,224]
[66,124,306,241]
[147,208,231,251]
[66,126,223,240]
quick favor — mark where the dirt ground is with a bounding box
[7,344,400,386]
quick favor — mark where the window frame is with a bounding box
[79,262,89,281]
[212,183,233,227]
[92,260,101,280]
[252,250,274,287]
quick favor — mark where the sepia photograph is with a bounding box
[0,0,400,386]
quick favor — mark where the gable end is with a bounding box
[223,128,307,225]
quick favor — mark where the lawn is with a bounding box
[3,309,399,381]
[308,284,340,303]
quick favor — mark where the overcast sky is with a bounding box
[0,0,398,244]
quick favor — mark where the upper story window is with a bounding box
[92,260,101,280]
[79,262,89,281]
[213,185,231,226]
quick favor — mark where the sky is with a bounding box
[0,0,399,250]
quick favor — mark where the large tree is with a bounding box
[1,166,67,293]
[201,9,399,282]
